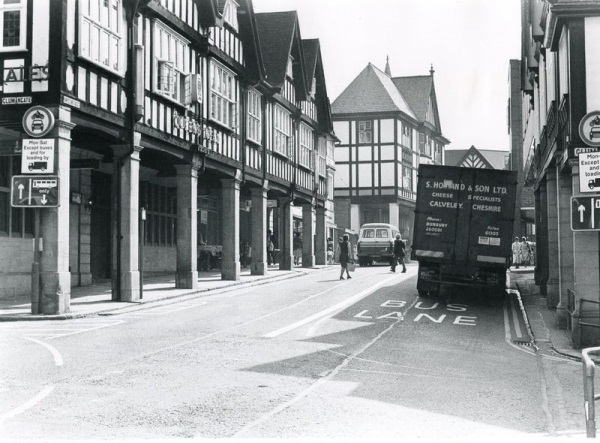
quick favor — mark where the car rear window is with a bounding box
[376,229,389,238]
[362,229,375,238]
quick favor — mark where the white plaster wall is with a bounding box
[586,17,600,111]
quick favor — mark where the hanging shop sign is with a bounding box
[579,111,600,148]
[21,138,55,174]
[22,106,55,137]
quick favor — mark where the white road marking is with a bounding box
[264,271,414,338]
[24,337,63,366]
[0,385,55,426]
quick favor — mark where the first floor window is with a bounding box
[154,21,191,104]
[79,0,122,73]
[210,61,237,129]
[273,105,291,156]
[0,0,26,51]
[247,89,261,144]
[298,123,313,169]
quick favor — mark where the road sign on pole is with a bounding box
[571,195,600,231]
[11,175,59,208]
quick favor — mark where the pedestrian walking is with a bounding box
[520,236,531,267]
[293,232,302,265]
[391,234,406,273]
[511,237,521,269]
[339,234,352,280]
[267,232,274,265]
[326,237,334,264]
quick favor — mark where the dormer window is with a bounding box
[286,56,293,80]
[223,0,239,31]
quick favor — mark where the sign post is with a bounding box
[31,209,40,315]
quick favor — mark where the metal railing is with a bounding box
[582,347,600,437]
[567,290,600,333]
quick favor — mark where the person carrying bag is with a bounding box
[339,234,353,280]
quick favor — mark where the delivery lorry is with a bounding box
[411,165,517,297]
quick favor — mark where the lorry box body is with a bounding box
[411,165,517,296]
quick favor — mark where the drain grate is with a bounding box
[514,340,534,347]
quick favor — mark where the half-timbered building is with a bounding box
[0,0,336,314]
[331,60,449,248]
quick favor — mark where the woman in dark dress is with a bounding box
[339,234,352,280]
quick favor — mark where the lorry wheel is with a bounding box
[418,290,428,297]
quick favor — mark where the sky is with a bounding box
[252,0,522,151]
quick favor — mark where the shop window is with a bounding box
[0,156,33,237]
[140,182,177,247]
[79,0,123,74]
[0,0,26,51]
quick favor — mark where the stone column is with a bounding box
[302,204,316,267]
[250,183,268,275]
[546,166,560,308]
[39,106,73,314]
[221,174,241,280]
[315,206,327,265]
[175,164,198,289]
[111,137,142,302]
[278,197,294,270]
[556,165,575,327]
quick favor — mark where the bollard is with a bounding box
[582,347,600,438]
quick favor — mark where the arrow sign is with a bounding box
[572,196,600,231]
[11,175,59,208]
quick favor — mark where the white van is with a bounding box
[356,223,400,266]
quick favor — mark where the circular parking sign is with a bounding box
[22,106,55,138]
[579,111,600,148]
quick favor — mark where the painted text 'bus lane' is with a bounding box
[354,300,477,326]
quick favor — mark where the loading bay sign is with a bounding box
[11,175,59,208]
[571,195,600,231]
[20,138,55,173]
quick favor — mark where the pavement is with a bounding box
[0,264,323,321]
[508,266,581,361]
[0,263,582,361]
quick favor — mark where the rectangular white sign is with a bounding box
[21,138,55,174]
